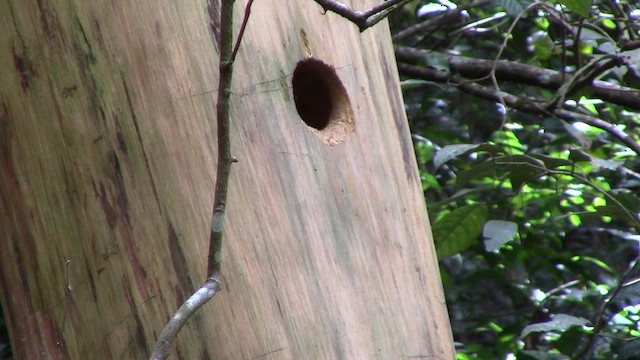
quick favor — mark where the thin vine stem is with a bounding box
[207,0,237,278]
[149,0,255,357]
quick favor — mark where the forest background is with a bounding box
[2,0,640,359]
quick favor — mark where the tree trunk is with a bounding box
[0,0,454,358]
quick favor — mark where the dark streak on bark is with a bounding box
[121,73,163,215]
[122,278,149,352]
[70,16,104,125]
[83,254,99,304]
[74,16,97,65]
[120,226,149,296]
[378,49,416,183]
[253,348,285,359]
[13,47,34,93]
[11,237,31,311]
[35,0,63,44]
[0,99,12,153]
[91,18,106,54]
[114,115,129,155]
[167,222,193,304]
[207,0,222,53]
[106,151,130,226]
[93,181,118,229]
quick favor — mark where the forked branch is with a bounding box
[312,0,414,31]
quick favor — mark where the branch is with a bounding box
[397,62,640,157]
[205,1,243,279]
[149,278,222,360]
[395,46,640,112]
[392,0,490,42]
[230,0,255,63]
[149,0,253,357]
[576,256,640,358]
[312,0,414,32]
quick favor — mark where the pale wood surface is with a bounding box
[0,0,454,358]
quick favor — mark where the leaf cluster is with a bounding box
[391,0,640,358]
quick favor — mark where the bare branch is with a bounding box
[397,62,640,156]
[395,46,640,112]
[149,278,222,360]
[392,0,490,42]
[149,0,251,356]
[230,0,255,64]
[208,0,242,277]
[312,0,414,32]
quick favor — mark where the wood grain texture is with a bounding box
[0,0,454,358]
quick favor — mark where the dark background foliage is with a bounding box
[391,0,640,358]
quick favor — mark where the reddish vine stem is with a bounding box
[230,0,255,63]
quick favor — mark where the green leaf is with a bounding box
[496,154,547,190]
[518,350,571,360]
[529,31,555,60]
[590,157,623,171]
[530,154,573,169]
[400,79,431,90]
[557,0,592,17]
[610,188,640,213]
[521,314,591,338]
[483,220,518,252]
[455,161,496,189]
[494,0,529,17]
[569,149,591,163]
[518,350,570,360]
[618,338,640,360]
[594,205,626,218]
[563,122,593,149]
[572,256,613,272]
[555,327,585,357]
[433,205,488,259]
[434,144,480,169]
[602,18,616,30]
[434,144,504,169]
[421,52,450,72]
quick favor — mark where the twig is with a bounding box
[397,62,640,157]
[149,278,222,359]
[312,0,414,32]
[488,1,542,131]
[149,0,253,357]
[207,0,241,278]
[575,256,640,358]
[230,0,255,63]
[395,46,640,112]
[486,159,640,229]
[392,0,490,42]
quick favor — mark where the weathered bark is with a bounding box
[0,0,454,358]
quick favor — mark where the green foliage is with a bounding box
[433,204,488,259]
[557,0,592,18]
[520,314,590,338]
[392,0,640,358]
[483,220,518,252]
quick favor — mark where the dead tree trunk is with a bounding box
[0,0,454,358]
